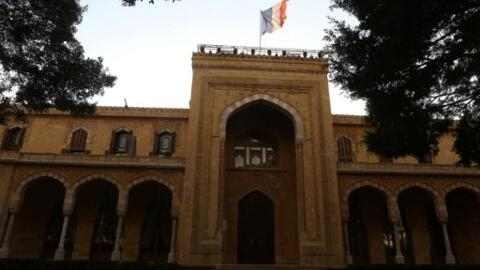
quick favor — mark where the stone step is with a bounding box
[215,264,327,270]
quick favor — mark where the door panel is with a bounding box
[237,192,274,264]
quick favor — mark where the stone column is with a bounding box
[389,199,405,264]
[440,221,456,264]
[342,218,353,264]
[54,214,70,260]
[0,212,16,258]
[168,217,178,263]
[111,215,124,261]
[392,220,405,264]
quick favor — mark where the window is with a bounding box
[337,136,354,162]
[233,131,277,168]
[2,127,25,151]
[153,131,175,156]
[69,128,88,153]
[110,130,134,155]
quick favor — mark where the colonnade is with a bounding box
[343,184,480,265]
[0,177,178,262]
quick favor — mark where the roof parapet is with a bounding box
[197,44,323,59]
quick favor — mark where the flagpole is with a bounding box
[259,10,262,49]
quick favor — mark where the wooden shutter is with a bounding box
[17,128,26,150]
[126,130,133,155]
[152,131,159,155]
[70,129,87,152]
[1,127,8,150]
[170,132,176,155]
[109,130,117,154]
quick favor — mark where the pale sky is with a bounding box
[76,0,365,115]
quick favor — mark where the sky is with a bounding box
[76,0,366,115]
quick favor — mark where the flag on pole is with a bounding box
[260,0,288,35]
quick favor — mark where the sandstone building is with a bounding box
[0,45,479,268]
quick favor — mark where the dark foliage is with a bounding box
[121,0,180,6]
[0,0,116,123]
[325,0,480,163]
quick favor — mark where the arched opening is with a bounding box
[337,136,354,162]
[122,181,172,261]
[446,188,480,264]
[10,177,65,258]
[69,179,118,260]
[223,101,298,264]
[398,188,445,264]
[237,191,274,264]
[348,187,394,264]
[69,128,88,153]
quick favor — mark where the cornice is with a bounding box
[337,162,480,177]
[192,53,328,74]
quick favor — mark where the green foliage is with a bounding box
[0,0,116,123]
[325,0,480,163]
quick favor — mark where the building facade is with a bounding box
[0,45,479,268]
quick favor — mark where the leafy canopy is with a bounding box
[325,0,480,164]
[0,0,118,122]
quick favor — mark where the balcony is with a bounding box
[337,162,480,177]
[0,151,185,169]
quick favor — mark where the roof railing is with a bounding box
[197,44,323,58]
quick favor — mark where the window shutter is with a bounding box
[17,128,26,150]
[152,131,159,155]
[338,136,353,162]
[1,127,8,150]
[130,136,137,156]
[127,130,133,155]
[170,132,176,155]
[109,130,116,154]
[70,129,87,151]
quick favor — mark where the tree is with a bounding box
[0,0,116,123]
[325,0,480,164]
[121,0,180,6]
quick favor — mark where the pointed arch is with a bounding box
[219,94,304,143]
[342,181,393,219]
[66,174,121,212]
[395,182,442,217]
[442,182,480,200]
[71,174,120,192]
[126,176,179,215]
[10,172,69,212]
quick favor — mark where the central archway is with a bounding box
[222,100,299,264]
[237,191,274,264]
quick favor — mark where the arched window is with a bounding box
[69,128,88,153]
[337,136,354,162]
[110,130,134,155]
[153,131,175,156]
[234,130,277,168]
[2,127,25,151]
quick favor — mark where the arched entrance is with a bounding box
[69,179,118,260]
[122,180,172,261]
[446,188,480,264]
[237,191,274,264]
[10,177,65,258]
[222,100,299,264]
[398,188,445,264]
[347,186,394,264]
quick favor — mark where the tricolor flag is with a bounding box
[261,0,288,35]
